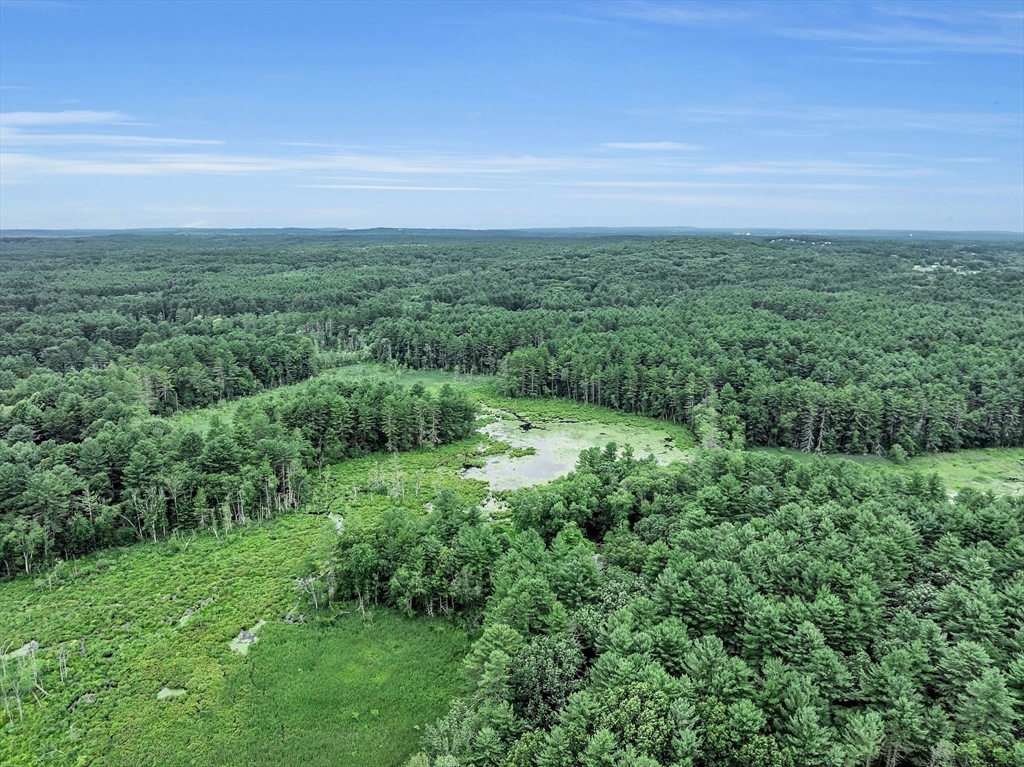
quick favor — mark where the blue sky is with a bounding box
[1,0,1021,230]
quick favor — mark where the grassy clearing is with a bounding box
[892,447,1024,497]
[328,362,495,391]
[314,439,500,528]
[484,393,693,438]
[0,514,466,767]
[752,446,1024,497]
[205,613,467,767]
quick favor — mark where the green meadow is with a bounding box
[753,445,1024,498]
[0,512,467,767]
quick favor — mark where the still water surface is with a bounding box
[463,409,691,491]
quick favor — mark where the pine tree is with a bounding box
[782,705,832,767]
[954,668,1019,745]
[470,726,505,767]
[841,711,884,767]
[581,728,618,767]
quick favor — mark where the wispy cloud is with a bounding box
[601,141,702,151]
[777,22,1024,56]
[0,151,604,179]
[300,184,498,192]
[677,105,1023,137]
[0,110,222,149]
[1,151,942,183]
[701,160,938,179]
[601,1,753,27]
[0,110,126,126]
[555,191,864,216]
[0,131,223,147]
[979,9,1024,22]
[551,180,874,191]
[836,57,933,66]
[600,1,1024,55]
[0,140,951,189]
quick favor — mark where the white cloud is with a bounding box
[0,110,223,149]
[601,141,702,150]
[0,130,223,147]
[300,184,498,192]
[0,151,612,179]
[552,180,874,191]
[677,105,1023,136]
[0,110,126,126]
[777,23,1024,55]
[701,160,938,178]
[601,1,1024,55]
[556,190,860,215]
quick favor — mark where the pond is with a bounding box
[463,408,691,491]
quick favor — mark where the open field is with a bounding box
[753,445,1024,497]
[0,512,467,767]
[892,446,1024,497]
[199,612,468,767]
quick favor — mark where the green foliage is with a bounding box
[3,232,1024,766]
[507,633,585,727]
[0,373,476,573]
[0,514,467,766]
[409,448,1024,767]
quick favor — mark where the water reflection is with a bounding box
[463,409,690,491]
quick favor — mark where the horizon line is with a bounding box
[2,225,1023,237]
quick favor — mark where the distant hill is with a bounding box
[2,226,1022,242]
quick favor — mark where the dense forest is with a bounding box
[3,233,1021,454]
[314,448,1023,766]
[0,372,475,575]
[0,232,1021,573]
[1,232,1022,764]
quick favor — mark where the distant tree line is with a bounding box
[2,234,1021,457]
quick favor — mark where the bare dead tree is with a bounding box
[294,576,321,610]
[29,647,48,703]
[58,646,69,685]
[0,646,21,722]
